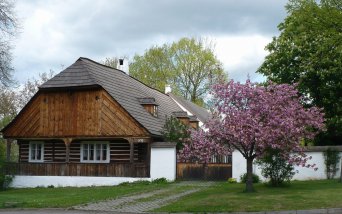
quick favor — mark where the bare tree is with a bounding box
[17,71,54,111]
[0,0,19,87]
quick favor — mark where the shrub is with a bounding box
[227,178,237,183]
[240,173,260,184]
[323,148,341,179]
[152,177,168,184]
[0,143,14,190]
[256,148,295,187]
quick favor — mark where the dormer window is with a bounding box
[172,111,190,125]
[137,97,159,117]
[189,116,199,129]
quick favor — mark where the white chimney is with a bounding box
[165,84,171,94]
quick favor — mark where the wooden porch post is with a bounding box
[63,138,72,163]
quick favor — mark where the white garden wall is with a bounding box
[10,176,151,188]
[10,142,177,188]
[232,148,342,182]
[150,142,177,181]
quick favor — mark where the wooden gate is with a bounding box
[177,155,232,181]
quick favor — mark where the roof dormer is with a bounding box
[138,97,159,117]
[172,111,190,125]
[189,115,200,129]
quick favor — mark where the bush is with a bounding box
[227,178,237,183]
[256,148,295,187]
[240,173,260,184]
[323,148,341,179]
[0,175,13,190]
[152,177,168,184]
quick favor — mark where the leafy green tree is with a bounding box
[161,116,190,150]
[258,0,342,145]
[129,38,227,106]
[129,45,173,93]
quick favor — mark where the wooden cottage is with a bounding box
[1,57,209,184]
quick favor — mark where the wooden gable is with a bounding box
[3,88,149,138]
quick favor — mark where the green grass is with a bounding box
[0,182,170,208]
[155,180,342,212]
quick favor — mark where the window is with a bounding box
[29,141,44,162]
[81,141,110,163]
[152,105,158,117]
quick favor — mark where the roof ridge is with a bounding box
[77,58,101,85]
[79,57,170,98]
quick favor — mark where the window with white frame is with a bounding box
[81,141,110,163]
[29,141,44,162]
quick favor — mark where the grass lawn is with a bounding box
[155,180,342,212]
[0,182,170,208]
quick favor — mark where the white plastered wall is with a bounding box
[11,176,151,188]
[150,147,177,181]
[232,150,342,182]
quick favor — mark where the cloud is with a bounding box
[12,0,287,84]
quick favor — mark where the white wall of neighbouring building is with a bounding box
[232,148,342,182]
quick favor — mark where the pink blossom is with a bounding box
[178,79,325,169]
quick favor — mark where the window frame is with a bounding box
[28,141,45,163]
[80,141,110,163]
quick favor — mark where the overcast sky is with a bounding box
[12,0,288,85]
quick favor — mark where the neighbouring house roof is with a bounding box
[168,93,210,123]
[38,57,208,136]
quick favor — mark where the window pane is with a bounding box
[89,144,94,160]
[102,144,107,161]
[37,144,41,160]
[31,143,36,160]
[83,144,88,161]
[96,144,101,161]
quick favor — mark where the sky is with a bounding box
[12,0,288,85]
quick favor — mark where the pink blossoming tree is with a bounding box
[179,80,324,192]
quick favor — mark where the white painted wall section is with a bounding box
[10,176,151,188]
[232,150,342,182]
[150,146,176,181]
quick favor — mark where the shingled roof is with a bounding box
[40,57,208,136]
[168,93,210,123]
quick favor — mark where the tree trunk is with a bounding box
[245,157,255,192]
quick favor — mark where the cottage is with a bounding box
[1,57,209,187]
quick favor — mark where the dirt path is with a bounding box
[73,181,213,213]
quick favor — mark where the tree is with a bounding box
[257,0,342,145]
[161,116,190,150]
[16,71,54,111]
[178,128,230,163]
[130,45,173,93]
[129,38,227,106]
[101,56,128,69]
[0,0,19,87]
[183,80,324,192]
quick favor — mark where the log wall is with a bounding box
[5,162,149,177]
[18,140,148,164]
